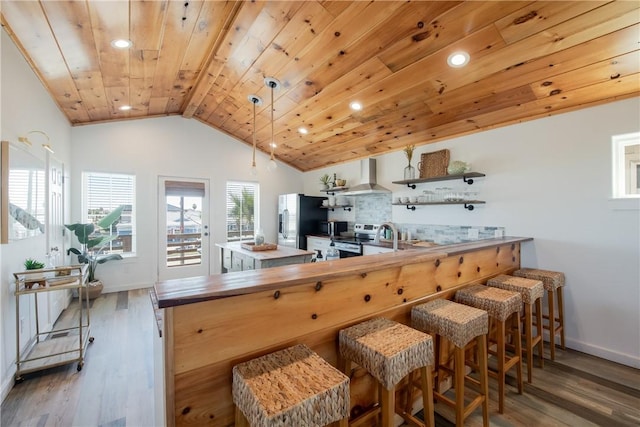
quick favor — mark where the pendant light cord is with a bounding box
[252,98,257,166]
[270,82,275,160]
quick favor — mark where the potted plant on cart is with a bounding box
[65,206,125,300]
[22,258,47,288]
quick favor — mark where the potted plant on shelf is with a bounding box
[319,173,333,190]
[65,206,124,300]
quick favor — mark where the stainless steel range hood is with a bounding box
[341,158,391,195]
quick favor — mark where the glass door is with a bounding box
[158,177,210,281]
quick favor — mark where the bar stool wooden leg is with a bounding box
[548,289,557,360]
[381,387,394,427]
[558,287,565,349]
[477,334,490,427]
[421,366,435,427]
[514,314,523,395]
[496,319,506,414]
[404,372,415,416]
[454,346,465,427]
[535,298,544,368]
[524,303,534,383]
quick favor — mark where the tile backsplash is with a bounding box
[394,224,505,244]
[326,192,504,243]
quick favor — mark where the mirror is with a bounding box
[1,140,46,243]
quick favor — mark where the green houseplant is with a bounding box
[22,258,47,288]
[319,173,333,190]
[24,258,45,270]
[65,206,125,299]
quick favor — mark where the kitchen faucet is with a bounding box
[374,222,398,252]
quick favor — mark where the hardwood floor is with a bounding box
[1,289,156,427]
[2,289,639,426]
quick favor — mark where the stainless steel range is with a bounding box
[332,224,380,257]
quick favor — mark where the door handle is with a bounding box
[204,232,209,236]
[283,210,289,239]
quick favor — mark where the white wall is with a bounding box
[1,30,73,401]
[304,97,640,368]
[70,117,303,290]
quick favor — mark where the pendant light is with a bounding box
[247,94,263,176]
[264,77,280,172]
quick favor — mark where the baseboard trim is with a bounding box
[564,338,639,368]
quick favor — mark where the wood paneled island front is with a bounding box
[154,237,532,426]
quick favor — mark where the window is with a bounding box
[612,132,640,198]
[83,172,136,255]
[226,181,259,242]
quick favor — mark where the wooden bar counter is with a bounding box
[154,237,532,426]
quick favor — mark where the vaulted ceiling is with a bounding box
[1,1,639,171]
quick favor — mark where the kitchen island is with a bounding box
[154,237,532,426]
[216,241,313,273]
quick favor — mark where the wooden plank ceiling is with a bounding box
[1,1,639,171]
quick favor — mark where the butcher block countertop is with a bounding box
[156,237,531,308]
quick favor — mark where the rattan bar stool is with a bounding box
[514,268,566,360]
[455,285,523,414]
[232,344,350,427]
[338,317,435,427]
[412,299,490,427]
[488,274,544,383]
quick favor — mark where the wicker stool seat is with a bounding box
[488,274,545,382]
[412,299,489,427]
[232,344,350,427]
[339,317,435,427]
[455,285,524,414]
[514,268,566,360]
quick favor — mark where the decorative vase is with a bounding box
[447,160,469,175]
[254,228,265,245]
[404,163,416,180]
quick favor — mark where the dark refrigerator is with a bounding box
[278,194,327,249]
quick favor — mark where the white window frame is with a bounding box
[82,172,136,256]
[612,132,640,199]
[226,181,260,242]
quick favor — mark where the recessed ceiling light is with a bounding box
[119,105,132,111]
[111,39,132,49]
[447,51,470,68]
[350,101,362,111]
[269,142,277,148]
[298,127,308,135]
